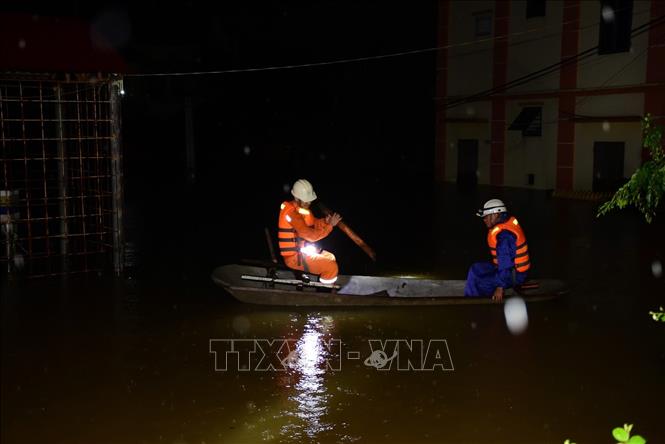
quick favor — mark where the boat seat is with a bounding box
[517,280,539,290]
[240,258,311,284]
[511,280,540,296]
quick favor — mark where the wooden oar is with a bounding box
[264,227,278,263]
[318,202,377,262]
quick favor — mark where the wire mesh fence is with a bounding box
[1,75,124,278]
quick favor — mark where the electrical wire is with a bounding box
[124,3,649,79]
[443,13,665,110]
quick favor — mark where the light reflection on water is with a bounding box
[280,314,335,441]
[4,186,665,443]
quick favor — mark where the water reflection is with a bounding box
[280,314,335,440]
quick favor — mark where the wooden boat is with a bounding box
[211,263,568,307]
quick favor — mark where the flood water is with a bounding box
[2,184,664,444]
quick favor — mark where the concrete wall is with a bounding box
[507,0,564,93]
[577,0,650,89]
[504,98,559,189]
[438,0,652,191]
[445,100,491,121]
[447,1,495,96]
[576,93,644,117]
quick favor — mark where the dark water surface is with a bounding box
[2,185,664,444]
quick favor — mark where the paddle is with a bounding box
[264,227,278,263]
[317,202,377,262]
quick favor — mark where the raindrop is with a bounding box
[602,121,611,132]
[232,316,250,334]
[465,106,476,116]
[13,254,24,270]
[243,145,251,156]
[90,8,131,50]
[503,296,528,335]
[652,260,663,278]
[283,183,290,193]
[319,153,326,161]
[601,5,615,23]
[471,321,477,329]
[18,39,26,49]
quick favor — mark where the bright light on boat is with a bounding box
[300,245,318,255]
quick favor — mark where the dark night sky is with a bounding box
[4,1,438,176]
[3,1,440,273]
[94,1,441,203]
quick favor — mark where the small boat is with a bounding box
[211,263,568,307]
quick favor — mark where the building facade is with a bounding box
[435,0,665,191]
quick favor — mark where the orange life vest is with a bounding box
[278,201,314,257]
[487,216,530,273]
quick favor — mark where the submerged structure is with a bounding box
[1,13,126,277]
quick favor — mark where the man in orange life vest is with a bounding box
[277,179,342,284]
[464,199,530,301]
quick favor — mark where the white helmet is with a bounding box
[291,179,317,202]
[476,199,507,217]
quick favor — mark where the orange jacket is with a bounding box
[487,216,530,273]
[277,201,332,256]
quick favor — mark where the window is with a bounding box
[474,11,493,37]
[508,107,542,137]
[526,0,546,18]
[598,0,633,54]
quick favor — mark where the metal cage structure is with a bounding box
[0,75,124,278]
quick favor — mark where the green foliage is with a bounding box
[597,115,665,223]
[564,423,646,444]
[613,426,630,442]
[612,424,646,444]
[649,307,665,323]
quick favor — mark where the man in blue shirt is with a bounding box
[464,199,530,301]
